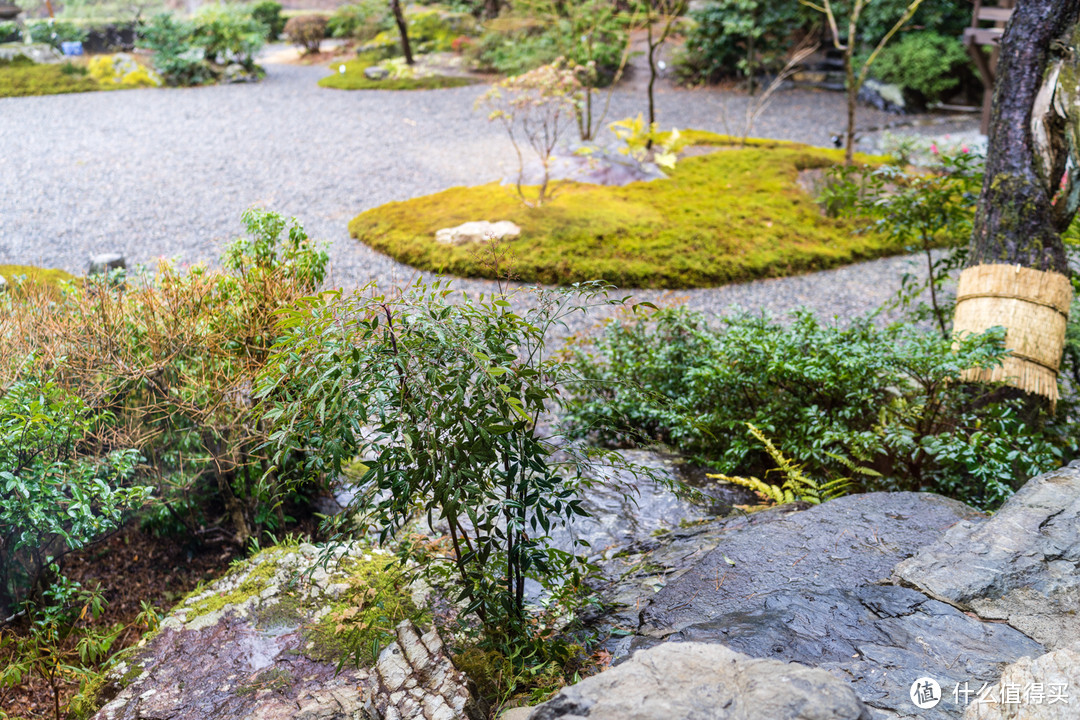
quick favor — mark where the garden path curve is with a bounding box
[0,50,967,326]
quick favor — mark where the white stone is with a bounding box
[434,220,521,246]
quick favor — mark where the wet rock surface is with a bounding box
[526,642,874,720]
[894,462,1080,651]
[637,492,983,635]
[631,585,1042,720]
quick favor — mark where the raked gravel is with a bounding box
[0,50,976,334]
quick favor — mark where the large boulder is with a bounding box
[894,462,1080,651]
[623,492,1043,719]
[526,642,873,720]
[963,643,1080,719]
[87,543,465,720]
[0,42,62,64]
[638,492,983,634]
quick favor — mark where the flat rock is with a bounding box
[963,643,1080,719]
[364,65,389,80]
[0,42,62,64]
[631,585,1043,720]
[893,463,1080,651]
[638,492,983,635]
[526,641,873,720]
[434,220,520,246]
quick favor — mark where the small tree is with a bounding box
[479,59,583,206]
[389,0,414,65]
[639,0,687,145]
[259,280,659,647]
[800,0,925,164]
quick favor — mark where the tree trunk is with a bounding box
[954,0,1080,404]
[967,0,1080,273]
[390,0,414,65]
[647,18,657,139]
[483,0,501,20]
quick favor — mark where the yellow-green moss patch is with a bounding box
[349,143,897,288]
[305,553,428,666]
[0,264,75,287]
[0,57,102,97]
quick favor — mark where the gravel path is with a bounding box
[0,51,974,330]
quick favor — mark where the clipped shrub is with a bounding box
[284,14,328,55]
[251,0,285,40]
[563,306,1076,510]
[867,31,973,105]
[0,20,19,43]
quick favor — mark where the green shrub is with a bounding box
[867,31,972,105]
[0,20,19,42]
[468,2,627,83]
[25,19,88,48]
[251,0,285,40]
[327,1,389,40]
[191,3,266,69]
[563,306,1076,510]
[0,380,149,613]
[0,209,328,549]
[675,0,813,84]
[258,279,657,656]
[284,14,327,55]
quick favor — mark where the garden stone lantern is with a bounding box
[0,3,20,20]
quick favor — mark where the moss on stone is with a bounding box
[182,546,298,621]
[348,142,898,288]
[304,553,428,666]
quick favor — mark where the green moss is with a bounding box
[184,547,295,620]
[0,57,102,97]
[318,52,475,91]
[305,553,427,666]
[349,143,900,288]
[0,264,75,287]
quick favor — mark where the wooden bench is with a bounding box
[964,0,1015,133]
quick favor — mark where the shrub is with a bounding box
[251,0,285,40]
[0,380,149,614]
[326,0,389,41]
[0,20,19,43]
[0,209,329,549]
[25,19,88,48]
[258,280,657,654]
[675,0,813,84]
[190,3,267,69]
[563,306,1075,510]
[284,14,328,55]
[87,53,162,88]
[866,31,972,105]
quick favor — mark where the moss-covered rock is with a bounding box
[348,138,899,288]
[0,55,102,97]
[84,542,427,720]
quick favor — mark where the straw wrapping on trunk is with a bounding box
[953,264,1072,403]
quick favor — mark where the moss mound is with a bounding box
[349,140,898,288]
[0,264,75,286]
[0,57,101,98]
[318,52,475,91]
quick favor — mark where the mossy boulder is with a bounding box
[85,543,428,720]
